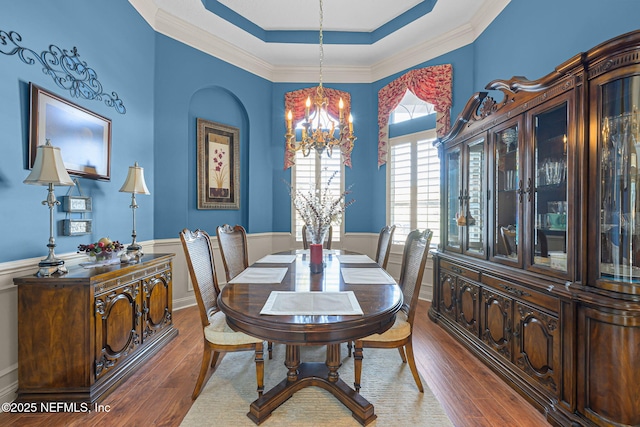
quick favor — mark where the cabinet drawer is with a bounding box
[440,260,480,282]
[481,274,558,313]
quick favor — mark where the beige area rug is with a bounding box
[181,343,453,427]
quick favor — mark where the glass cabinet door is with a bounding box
[446,147,462,251]
[532,102,568,272]
[493,123,520,263]
[598,75,640,284]
[464,138,486,257]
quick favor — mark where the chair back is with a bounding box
[500,225,517,256]
[216,224,249,281]
[398,229,433,326]
[179,228,220,329]
[375,225,396,269]
[302,224,333,249]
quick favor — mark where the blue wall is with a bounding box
[0,0,155,263]
[2,0,640,264]
[153,34,272,237]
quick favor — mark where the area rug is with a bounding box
[181,343,453,426]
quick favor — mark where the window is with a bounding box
[390,90,436,124]
[292,151,343,244]
[387,129,440,246]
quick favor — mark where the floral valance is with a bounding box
[283,87,353,170]
[378,64,453,167]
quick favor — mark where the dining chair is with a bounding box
[375,225,396,270]
[353,228,433,393]
[179,228,265,399]
[216,223,273,359]
[216,224,249,282]
[302,224,333,249]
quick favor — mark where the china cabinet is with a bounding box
[430,30,640,427]
[13,254,177,404]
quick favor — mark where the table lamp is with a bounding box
[24,139,75,276]
[119,162,150,259]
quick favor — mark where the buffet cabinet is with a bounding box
[14,253,178,404]
[430,30,640,427]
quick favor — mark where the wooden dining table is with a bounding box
[218,249,403,426]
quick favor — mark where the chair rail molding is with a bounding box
[0,231,434,406]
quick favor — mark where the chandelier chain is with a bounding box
[318,0,324,88]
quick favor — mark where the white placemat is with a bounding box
[254,254,297,264]
[228,267,288,284]
[341,267,395,284]
[336,254,376,264]
[260,291,363,315]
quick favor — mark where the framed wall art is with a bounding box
[197,118,240,209]
[29,83,112,181]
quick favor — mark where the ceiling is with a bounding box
[128,0,509,82]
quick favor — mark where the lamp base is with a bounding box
[126,244,143,263]
[37,259,67,277]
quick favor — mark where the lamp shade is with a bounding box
[119,162,150,194]
[24,140,74,186]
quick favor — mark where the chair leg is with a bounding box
[255,342,265,397]
[210,350,220,368]
[347,341,353,357]
[405,339,424,392]
[268,341,273,360]
[192,344,214,400]
[353,340,363,393]
[397,346,407,363]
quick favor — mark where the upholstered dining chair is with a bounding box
[375,225,396,270]
[353,228,433,393]
[216,224,249,282]
[216,224,273,359]
[179,228,264,400]
[302,224,333,249]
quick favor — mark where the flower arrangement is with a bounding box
[78,237,124,260]
[286,170,355,244]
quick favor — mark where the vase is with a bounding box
[307,224,330,246]
[309,243,324,274]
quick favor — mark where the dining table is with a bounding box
[218,249,403,426]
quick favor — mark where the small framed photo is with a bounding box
[63,219,93,236]
[29,83,112,181]
[197,118,240,209]
[62,196,93,213]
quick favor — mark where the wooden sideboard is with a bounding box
[13,253,178,404]
[431,30,640,426]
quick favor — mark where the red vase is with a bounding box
[309,243,323,274]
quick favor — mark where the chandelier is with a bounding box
[285,0,356,157]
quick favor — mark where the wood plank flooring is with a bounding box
[0,300,549,426]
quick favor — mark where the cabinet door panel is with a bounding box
[95,282,141,379]
[457,279,479,336]
[464,137,487,257]
[439,271,457,322]
[481,288,512,360]
[445,147,462,251]
[492,121,523,267]
[514,301,559,396]
[142,271,173,341]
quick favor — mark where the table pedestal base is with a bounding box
[247,345,376,426]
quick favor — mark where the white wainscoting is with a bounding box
[0,232,434,405]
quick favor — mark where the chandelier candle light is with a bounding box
[285,0,356,157]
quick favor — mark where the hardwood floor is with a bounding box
[0,300,549,426]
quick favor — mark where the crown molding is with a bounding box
[153,8,276,81]
[129,0,510,84]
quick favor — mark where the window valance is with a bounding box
[378,64,452,167]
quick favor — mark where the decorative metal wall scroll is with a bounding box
[0,29,126,114]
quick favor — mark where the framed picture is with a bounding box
[197,118,240,209]
[29,83,112,181]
